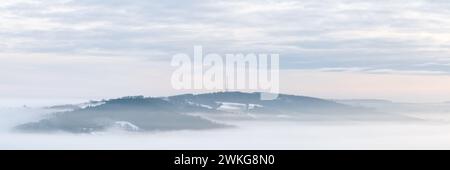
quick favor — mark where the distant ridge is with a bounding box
[16,91,400,133]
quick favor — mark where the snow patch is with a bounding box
[248,104,263,110]
[186,101,214,109]
[216,102,263,111]
[113,121,140,131]
[217,102,247,111]
[79,101,106,109]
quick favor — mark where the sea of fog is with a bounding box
[2,106,450,149]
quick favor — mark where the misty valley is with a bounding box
[13,92,412,133]
[2,91,450,149]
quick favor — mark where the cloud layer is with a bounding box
[1,0,450,101]
[2,0,450,71]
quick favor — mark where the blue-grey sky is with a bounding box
[1,0,450,102]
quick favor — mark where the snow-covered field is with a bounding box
[2,107,450,150]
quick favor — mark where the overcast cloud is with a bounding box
[1,0,450,101]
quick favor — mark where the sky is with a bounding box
[1,0,450,103]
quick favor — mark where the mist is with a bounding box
[3,100,450,150]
